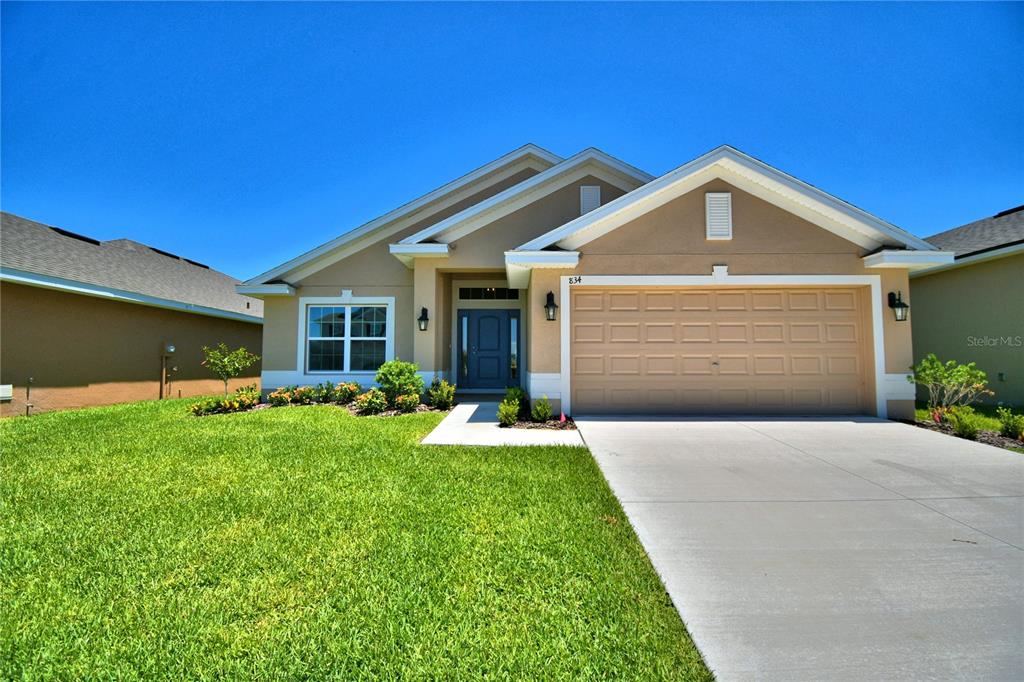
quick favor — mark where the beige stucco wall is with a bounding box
[910,253,1024,405]
[0,282,262,416]
[526,179,916,419]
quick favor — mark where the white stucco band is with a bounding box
[558,273,906,418]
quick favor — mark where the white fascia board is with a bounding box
[863,249,955,270]
[910,242,1024,278]
[504,250,580,289]
[398,148,653,247]
[235,283,296,296]
[2,267,264,324]
[518,145,935,253]
[244,144,561,284]
[388,243,451,268]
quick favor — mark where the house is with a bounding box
[239,144,953,418]
[910,206,1024,405]
[0,212,263,415]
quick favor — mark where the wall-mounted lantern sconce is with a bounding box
[544,291,558,322]
[417,307,429,332]
[164,343,176,355]
[887,291,909,322]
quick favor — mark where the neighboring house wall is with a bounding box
[526,179,915,418]
[0,282,262,416]
[910,253,1024,406]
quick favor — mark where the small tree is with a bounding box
[201,343,260,396]
[908,353,992,417]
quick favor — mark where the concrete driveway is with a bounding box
[576,416,1024,681]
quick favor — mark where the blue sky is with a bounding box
[2,2,1021,280]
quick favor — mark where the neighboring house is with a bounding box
[239,144,952,419]
[0,213,263,415]
[910,206,1024,405]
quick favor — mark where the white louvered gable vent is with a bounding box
[580,185,601,215]
[705,192,732,240]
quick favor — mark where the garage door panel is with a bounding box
[570,286,871,415]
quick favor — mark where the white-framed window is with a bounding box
[580,185,601,215]
[705,192,733,240]
[300,296,394,374]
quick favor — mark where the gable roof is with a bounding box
[516,145,937,253]
[244,143,561,285]
[1,212,262,322]
[395,148,653,248]
[924,205,1024,258]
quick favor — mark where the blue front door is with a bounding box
[458,309,520,389]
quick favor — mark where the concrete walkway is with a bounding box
[421,402,585,447]
[576,416,1024,681]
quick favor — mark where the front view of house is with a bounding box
[239,144,953,419]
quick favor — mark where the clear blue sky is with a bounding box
[2,2,1021,280]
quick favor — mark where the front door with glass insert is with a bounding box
[457,309,519,389]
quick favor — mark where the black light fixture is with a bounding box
[417,307,429,331]
[888,291,910,322]
[544,291,558,322]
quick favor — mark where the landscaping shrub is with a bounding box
[497,398,519,427]
[909,354,993,417]
[267,386,296,407]
[427,378,456,410]
[531,395,553,423]
[996,407,1024,440]
[946,406,980,440]
[394,393,421,413]
[290,386,315,405]
[334,381,361,404]
[189,384,260,416]
[355,388,388,415]
[504,387,529,417]
[311,381,337,404]
[376,359,425,406]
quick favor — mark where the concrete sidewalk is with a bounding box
[577,416,1024,681]
[421,402,585,447]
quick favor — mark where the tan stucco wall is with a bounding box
[910,253,1024,405]
[0,282,262,416]
[525,180,916,419]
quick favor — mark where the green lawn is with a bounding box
[1,400,710,680]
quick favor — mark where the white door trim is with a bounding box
[560,273,890,417]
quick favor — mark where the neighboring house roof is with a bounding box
[516,145,937,253]
[243,143,562,285]
[923,205,1024,258]
[395,147,653,250]
[0,212,263,323]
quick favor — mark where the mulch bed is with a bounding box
[344,403,442,417]
[905,419,1023,452]
[502,417,577,431]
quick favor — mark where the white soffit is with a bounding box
[862,249,954,270]
[504,250,580,288]
[398,148,653,247]
[388,243,451,268]
[245,144,561,284]
[518,146,936,254]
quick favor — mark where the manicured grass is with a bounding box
[1,400,710,680]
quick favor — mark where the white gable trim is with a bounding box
[397,148,653,247]
[519,146,936,254]
[504,250,580,288]
[245,144,561,284]
[863,249,954,270]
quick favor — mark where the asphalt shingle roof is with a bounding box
[1,212,262,319]
[924,205,1024,258]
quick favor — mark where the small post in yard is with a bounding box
[25,377,34,417]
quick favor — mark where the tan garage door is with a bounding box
[570,286,874,415]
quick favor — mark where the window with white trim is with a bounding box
[306,304,389,372]
[580,185,601,215]
[705,192,733,240]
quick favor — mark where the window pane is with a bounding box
[308,306,345,338]
[308,339,344,371]
[350,340,386,371]
[351,306,387,338]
